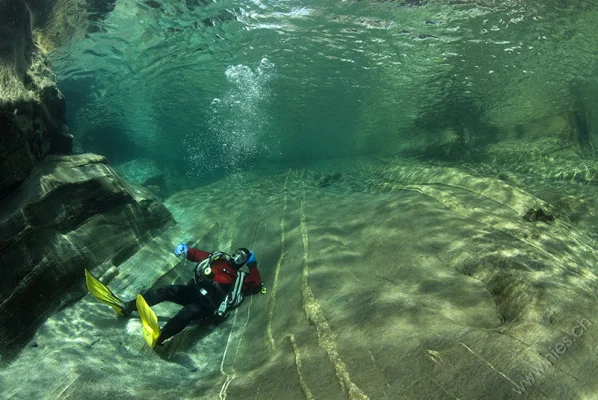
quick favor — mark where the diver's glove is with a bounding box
[174,243,189,257]
[246,250,256,265]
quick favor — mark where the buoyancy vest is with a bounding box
[192,251,263,316]
[192,252,244,309]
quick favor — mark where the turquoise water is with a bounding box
[5,1,598,398]
[49,0,598,182]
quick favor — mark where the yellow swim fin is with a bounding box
[136,294,161,349]
[85,269,125,316]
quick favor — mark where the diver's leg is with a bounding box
[157,299,213,345]
[122,285,199,315]
[142,285,199,306]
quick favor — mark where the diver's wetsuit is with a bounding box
[125,248,262,345]
[138,282,220,344]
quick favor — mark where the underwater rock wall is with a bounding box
[0,0,73,196]
[0,154,174,360]
[0,1,174,360]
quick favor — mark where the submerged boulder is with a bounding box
[113,158,167,197]
[0,153,174,360]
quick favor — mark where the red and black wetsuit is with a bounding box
[131,248,262,345]
[187,248,262,295]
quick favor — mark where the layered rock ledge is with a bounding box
[0,154,173,360]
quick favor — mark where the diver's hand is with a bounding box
[174,243,189,257]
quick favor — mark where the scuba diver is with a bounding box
[85,245,264,348]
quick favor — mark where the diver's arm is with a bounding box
[187,248,211,262]
[242,264,262,293]
[241,252,262,293]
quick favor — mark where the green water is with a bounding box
[49,0,598,182]
[5,2,598,398]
